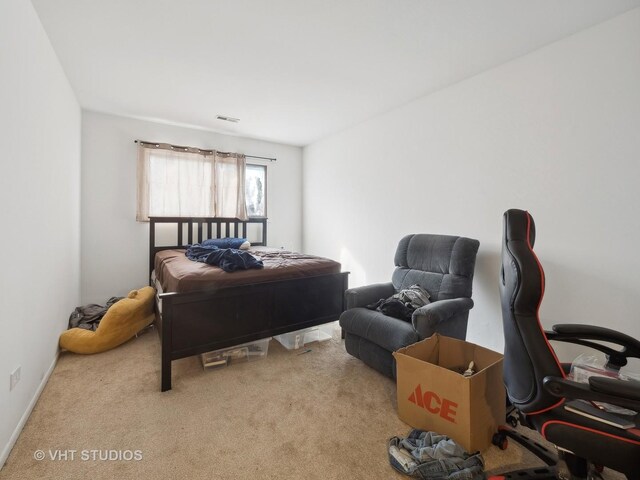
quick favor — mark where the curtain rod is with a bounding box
[134,140,276,162]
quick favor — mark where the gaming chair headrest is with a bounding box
[503,209,535,248]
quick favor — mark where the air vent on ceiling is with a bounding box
[216,115,240,123]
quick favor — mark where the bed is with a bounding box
[149,216,349,391]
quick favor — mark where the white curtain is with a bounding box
[214,153,247,219]
[136,144,247,221]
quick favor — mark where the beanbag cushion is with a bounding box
[59,287,155,354]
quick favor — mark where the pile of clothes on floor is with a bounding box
[68,296,123,331]
[389,429,485,480]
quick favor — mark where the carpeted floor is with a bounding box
[0,325,624,480]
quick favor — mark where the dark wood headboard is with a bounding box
[148,216,267,277]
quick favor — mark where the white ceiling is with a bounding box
[32,0,640,146]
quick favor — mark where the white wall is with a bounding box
[0,0,81,468]
[81,111,303,303]
[303,9,640,356]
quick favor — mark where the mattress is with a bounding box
[154,247,341,294]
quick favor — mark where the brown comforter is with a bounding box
[154,247,341,293]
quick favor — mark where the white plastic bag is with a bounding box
[569,352,639,416]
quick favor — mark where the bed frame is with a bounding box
[149,216,349,391]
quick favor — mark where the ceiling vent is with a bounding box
[216,115,240,123]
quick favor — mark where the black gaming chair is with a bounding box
[497,209,640,480]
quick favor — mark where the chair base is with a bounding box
[489,466,557,480]
[489,422,638,480]
[493,425,558,467]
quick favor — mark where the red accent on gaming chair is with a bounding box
[498,209,640,480]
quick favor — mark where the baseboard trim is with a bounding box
[0,353,59,470]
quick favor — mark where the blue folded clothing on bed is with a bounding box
[202,237,247,249]
[185,244,263,272]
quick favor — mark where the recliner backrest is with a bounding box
[500,209,565,414]
[392,234,479,302]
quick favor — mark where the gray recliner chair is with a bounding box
[339,234,480,378]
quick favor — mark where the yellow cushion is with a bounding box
[59,286,155,354]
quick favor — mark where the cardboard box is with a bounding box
[393,334,505,452]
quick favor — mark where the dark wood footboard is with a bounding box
[156,271,349,391]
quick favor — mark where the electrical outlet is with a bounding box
[10,366,21,391]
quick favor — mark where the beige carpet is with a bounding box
[0,326,623,480]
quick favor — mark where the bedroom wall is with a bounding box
[81,111,303,303]
[0,0,81,468]
[302,9,640,358]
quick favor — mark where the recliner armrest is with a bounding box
[412,298,474,339]
[543,376,640,412]
[545,324,640,368]
[344,282,395,310]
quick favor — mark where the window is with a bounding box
[245,164,266,217]
[136,144,266,221]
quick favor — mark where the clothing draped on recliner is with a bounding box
[366,284,431,321]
